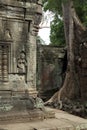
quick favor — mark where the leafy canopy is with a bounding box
[42,0,87,46]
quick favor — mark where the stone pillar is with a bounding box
[25,1,42,97]
[26,23,37,96]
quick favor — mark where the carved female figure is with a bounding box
[17,51,27,73]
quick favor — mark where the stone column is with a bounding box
[26,22,37,97]
[26,1,42,97]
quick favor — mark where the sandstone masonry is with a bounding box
[0,0,42,96]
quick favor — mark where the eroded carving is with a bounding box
[17,51,27,73]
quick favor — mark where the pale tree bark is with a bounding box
[45,0,86,107]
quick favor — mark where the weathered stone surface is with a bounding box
[37,45,66,100]
[0,0,42,96]
[79,45,87,100]
[0,0,44,123]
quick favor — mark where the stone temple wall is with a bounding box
[76,43,87,100]
[37,44,66,101]
[0,0,42,96]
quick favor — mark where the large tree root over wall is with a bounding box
[45,0,87,111]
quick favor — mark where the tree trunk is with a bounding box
[45,0,86,107]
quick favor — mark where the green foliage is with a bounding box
[43,0,62,15]
[42,0,87,46]
[50,16,65,46]
[74,0,87,26]
[42,0,65,46]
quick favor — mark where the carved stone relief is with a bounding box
[17,51,27,74]
[0,44,9,82]
[0,0,42,95]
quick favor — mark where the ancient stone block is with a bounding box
[0,0,42,96]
